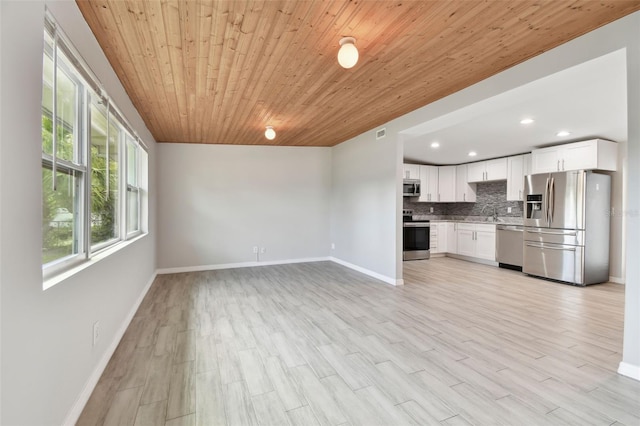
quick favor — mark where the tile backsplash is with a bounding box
[404,181,523,218]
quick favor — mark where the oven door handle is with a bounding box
[403,223,431,228]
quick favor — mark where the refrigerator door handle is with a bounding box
[525,242,576,252]
[526,229,577,236]
[544,177,550,225]
[549,177,555,224]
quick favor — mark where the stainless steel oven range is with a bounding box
[403,209,430,261]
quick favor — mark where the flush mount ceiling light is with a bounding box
[520,118,535,125]
[431,142,440,148]
[468,151,477,157]
[556,130,571,137]
[264,125,276,140]
[338,37,358,69]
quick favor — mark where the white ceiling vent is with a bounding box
[376,128,386,139]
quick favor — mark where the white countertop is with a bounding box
[415,216,524,225]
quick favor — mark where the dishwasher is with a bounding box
[496,224,524,271]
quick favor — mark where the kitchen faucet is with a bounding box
[481,205,499,222]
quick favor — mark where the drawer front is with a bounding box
[475,223,496,233]
[456,223,476,231]
[524,227,584,245]
[523,242,584,284]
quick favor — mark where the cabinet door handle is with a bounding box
[463,193,466,202]
[519,189,522,200]
[557,160,560,171]
[438,193,441,202]
[562,159,565,171]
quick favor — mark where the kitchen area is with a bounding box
[402,138,618,286]
[400,47,627,287]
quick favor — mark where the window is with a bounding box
[126,135,140,236]
[42,13,148,280]
[89,98,120,249]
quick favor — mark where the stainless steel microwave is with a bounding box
[403,179,420,197]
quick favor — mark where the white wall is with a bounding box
[157,144,331,270]
[329,129,402,284]
[0,1,158,424]
[621,14,640,380]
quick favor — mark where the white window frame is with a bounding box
[42,11,148,284]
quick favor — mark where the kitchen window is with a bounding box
[41,12,148,283]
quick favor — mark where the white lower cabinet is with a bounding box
[446,222,457,254]
[430,227,439,253]
[475,227,497,261]
[456,226,475,257]
[430,222,448,254]
[455,223,496,261]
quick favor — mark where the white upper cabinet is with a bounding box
[418,165,438,202]
[507,155,525,201]
[455,165,476,202]
[523,153,532,176]
[467,158,507,183]
[486,158,508,181]
[437,166,456,202]
[505,153,533,201]
[403,163,420,180]
[466,162,485,183]
[531,139,617,174]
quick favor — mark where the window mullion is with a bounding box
[119,126,125,241]
[106,102,110,199]
[82,87,91,258]
[52,31,58,191]
[122,135,128,239]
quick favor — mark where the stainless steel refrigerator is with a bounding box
[523,170,611,285]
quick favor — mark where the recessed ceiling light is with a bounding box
[468,151,477,157]
[556,130,571,137]
[520,118,534,125]
[431,142,440,148]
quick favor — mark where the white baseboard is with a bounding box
[158,257,402,287]
[329,257,402,286]
[157,257,331,275]
[609,276,625,284]
[618,361,640,381]
[445,253,499,267]
[63,271,157,426]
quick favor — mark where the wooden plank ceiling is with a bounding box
[76,0,640,147]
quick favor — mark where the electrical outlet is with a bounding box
[93,321,100,346]
[331,243,335,250]
[260,247,266,254]
[429,207,434,213]
[252,246,258,254]
[507,207,512,213]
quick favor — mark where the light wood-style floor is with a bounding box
[79,258,640,426]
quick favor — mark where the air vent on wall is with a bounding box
[376,128,386,139]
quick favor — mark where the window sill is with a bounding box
[43,233,148,290]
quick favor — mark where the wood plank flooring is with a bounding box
[78,258,640,425]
